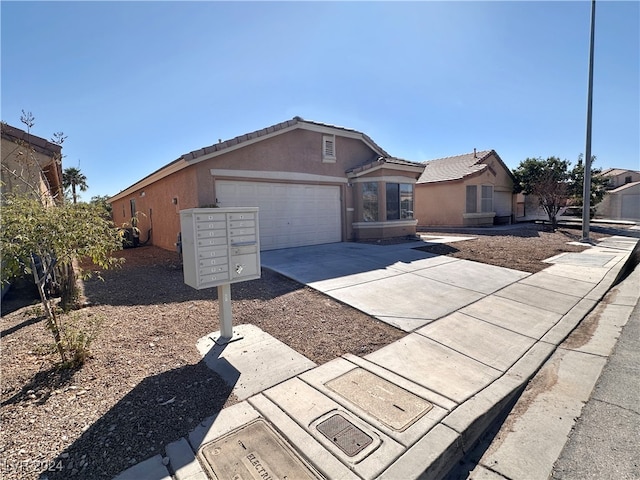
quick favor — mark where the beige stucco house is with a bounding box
[599,168,640,190]
[108,117,425,251]
[593,168,640,221]
[1,122,63,205]
[414,150,516,227]
[596,181,640,221]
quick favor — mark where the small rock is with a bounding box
[60,453,70,459]
[162,456,170,466]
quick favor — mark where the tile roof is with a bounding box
[109,117,391,202]
[347,156,425,175]
[182,116,390,161]
[599,168,640,177]
[609,180,640,193]
[417,150,495,184]
[1,122,62,158]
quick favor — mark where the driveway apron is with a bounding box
[261,241,530,332]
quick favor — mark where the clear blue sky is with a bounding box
[2,1,638,202]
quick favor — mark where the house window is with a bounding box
[466,185,477,213]
[400,184,414,219]
[481,185,493,212]
[322,135,336,162]
[386,183,414,220]
[130,199,136,218]
[362,182,378,222]
[625,176,632,184]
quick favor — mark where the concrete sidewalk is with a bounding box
[447,255,639,480]
[113,234,638,480]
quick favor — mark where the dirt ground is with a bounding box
[0,223,614,479]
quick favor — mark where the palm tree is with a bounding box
[62,167,88,204]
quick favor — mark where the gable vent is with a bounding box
[323,135,336,163]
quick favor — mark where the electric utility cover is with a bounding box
[180,207,261,289]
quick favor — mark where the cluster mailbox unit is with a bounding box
[180,207,260,343]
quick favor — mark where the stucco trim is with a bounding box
[210,169,348,184]
[353,220,418,229]
[349,176,418,184]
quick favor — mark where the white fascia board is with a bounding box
[109,159,189,203]
[210,169,348,184]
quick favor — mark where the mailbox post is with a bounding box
[180,207,260,344]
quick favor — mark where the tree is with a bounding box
[513,155,608,231]
[567,155,608,210]
[63,166,88,204]
[90,195,113,219]
[513,157,570,231]
[1,112,123,366]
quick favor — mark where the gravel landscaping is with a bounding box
[0,223,615,479]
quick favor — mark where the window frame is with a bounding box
[362,182,379,222]
[466,185,477,213]
[481,185,494,213]
[386,183,414,220]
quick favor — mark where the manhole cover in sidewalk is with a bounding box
[316,413,373,457]
[325,368,433,431]
[198,419,320,480]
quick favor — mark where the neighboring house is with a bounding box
[599,168,640,190]
[108,117,425,251]
[1,123,64,299]
[1,122,63,205]
[414,149,516,227]
[596,181,640,221]
[593,168,640,221]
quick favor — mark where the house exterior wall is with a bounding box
[1,135,63,205]
[111,167,199,252]
[415,156,515,227]
[596,183,640,220]
[603,170,640,189]
[110,128,383,251]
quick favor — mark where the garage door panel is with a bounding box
[216,180,342,250]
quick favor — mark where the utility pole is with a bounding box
[582,0,596,242]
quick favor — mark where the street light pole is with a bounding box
[581,0,596,242]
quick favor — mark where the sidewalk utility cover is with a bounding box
[198,419,319,480]
[316,413,373,457]
[326,368,433,431]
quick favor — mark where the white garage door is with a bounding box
[621,194,640,220]
[216,180,342,250]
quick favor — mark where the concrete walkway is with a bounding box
[113,234,638,480]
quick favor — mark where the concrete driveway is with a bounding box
[261,240,531,332]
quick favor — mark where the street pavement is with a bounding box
[112,232,639,480]
[551,273,640,480]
